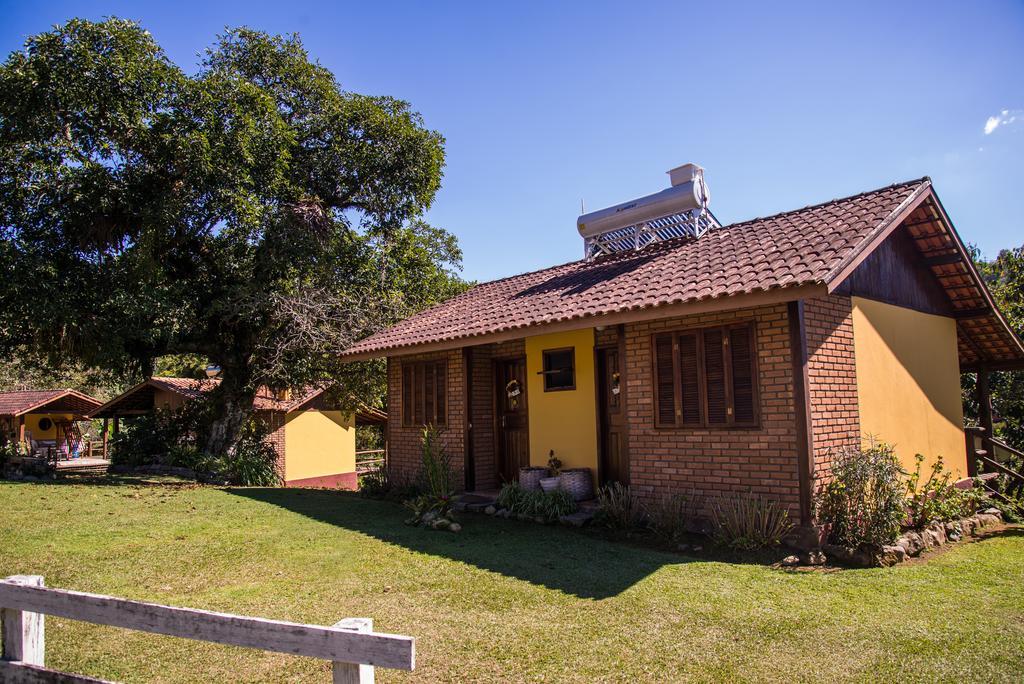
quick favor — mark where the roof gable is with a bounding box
[0,389,102,417]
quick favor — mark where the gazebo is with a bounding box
[0,389,106,468]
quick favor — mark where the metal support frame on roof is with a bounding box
[583,207,720,261]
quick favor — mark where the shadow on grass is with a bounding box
[228,487,686,599]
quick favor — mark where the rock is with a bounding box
[431,518,450,530]
[944,521,961,538]
[559,510,593,527]
[421,511,439,525]
[484,505,496,515]
[975,513,1000,529]
[452,501,468,513]
[923,524,946,549]
[960,518,976,537]
[801,550,827,566]
[878,545,907,567]
[982,507,1003,519]
[499,509,511,518]
[823,544,875,567]
[448,523,462,533]
[781,555,801,567]
[898,531,925,556]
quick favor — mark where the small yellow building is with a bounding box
[90,378,385,488]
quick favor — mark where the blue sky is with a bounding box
[2,1,1022,282]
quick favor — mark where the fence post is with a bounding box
[1,575,45,666]
[332,618,374,684]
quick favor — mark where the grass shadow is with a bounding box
[228,487,687,599]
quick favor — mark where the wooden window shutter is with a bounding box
[423,362,435,424]
[402,364,414,427]
[434,361,447,425]
[729,324,757,424]
[654,334,677,426]
[703,328,728,425]
[413,363,425,426]
[678,332,702,425]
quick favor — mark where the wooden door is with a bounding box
[495,358,529,483]
[598,347,628,485]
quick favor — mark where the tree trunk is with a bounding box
[203,369,257,457]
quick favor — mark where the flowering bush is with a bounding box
[817,443,906,547]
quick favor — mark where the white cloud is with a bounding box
[984,109,1020,134]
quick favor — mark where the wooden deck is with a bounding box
[54,458,111,473]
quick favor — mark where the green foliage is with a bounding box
[547,450,562,475]
[905,454,979,528]
[595,482,645,530]
[419,425,454,499]
[404,425,458,528]
[963,244,1024,449]
[109,409,194,467]
[817,443,907,547]
[647,490,704,543]
[217,419,281,487]
[710,495,792,550]
[0,440,24,469]
[0,18,465,456]
[496,482,527,510]
[495,482,576,522]
[358,466,391,499]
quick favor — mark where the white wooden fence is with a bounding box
[0,575,414,683]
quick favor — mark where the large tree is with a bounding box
[0,19,464,454]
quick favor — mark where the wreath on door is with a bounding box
[505,379,521,398]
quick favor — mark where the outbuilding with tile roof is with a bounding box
[91,377,382,489]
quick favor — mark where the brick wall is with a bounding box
[467,339,525,491]
[804,295,860,484]
[623,304,802,516]
[386,350,466,487]
[262,410,287,482]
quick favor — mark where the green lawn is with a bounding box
[1,478,1022,683]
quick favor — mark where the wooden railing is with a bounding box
[965,425,1024,504]
[0,575,414,683]
[356,449,387,474]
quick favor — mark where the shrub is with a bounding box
[648,490,704,543]
[817,443,906,547]
[217,419,280,486]
[536,488,576,522]
[710,494,792,550]
[906,454,978,528]
[594,482,644,530]
[359,465,391,498]
[404,425,458,529]
[0,441,22,469]
[497,482,527,510]
[495,482,576,522]
[420,425,454,500]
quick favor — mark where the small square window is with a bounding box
[541,348,575,391]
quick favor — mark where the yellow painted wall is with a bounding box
[283,409,356,481]
[23,413,75,441]
[525,329,598,473]
[851,297,967,475]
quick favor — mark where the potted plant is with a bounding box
[540,450,562,493]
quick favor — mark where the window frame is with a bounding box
[401,359,448,427]
[651,321,761,429]
[540,347,576,392]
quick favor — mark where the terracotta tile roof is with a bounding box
[344,179,932,357]
[0,389,102,417]
[90,377,379,417]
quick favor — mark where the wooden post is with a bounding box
[974,369,993,477]
[1,575,45,666]
[333,618,374,684]
[102,418,109,459]
[112,416,120,436]
[17,415,25,450]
